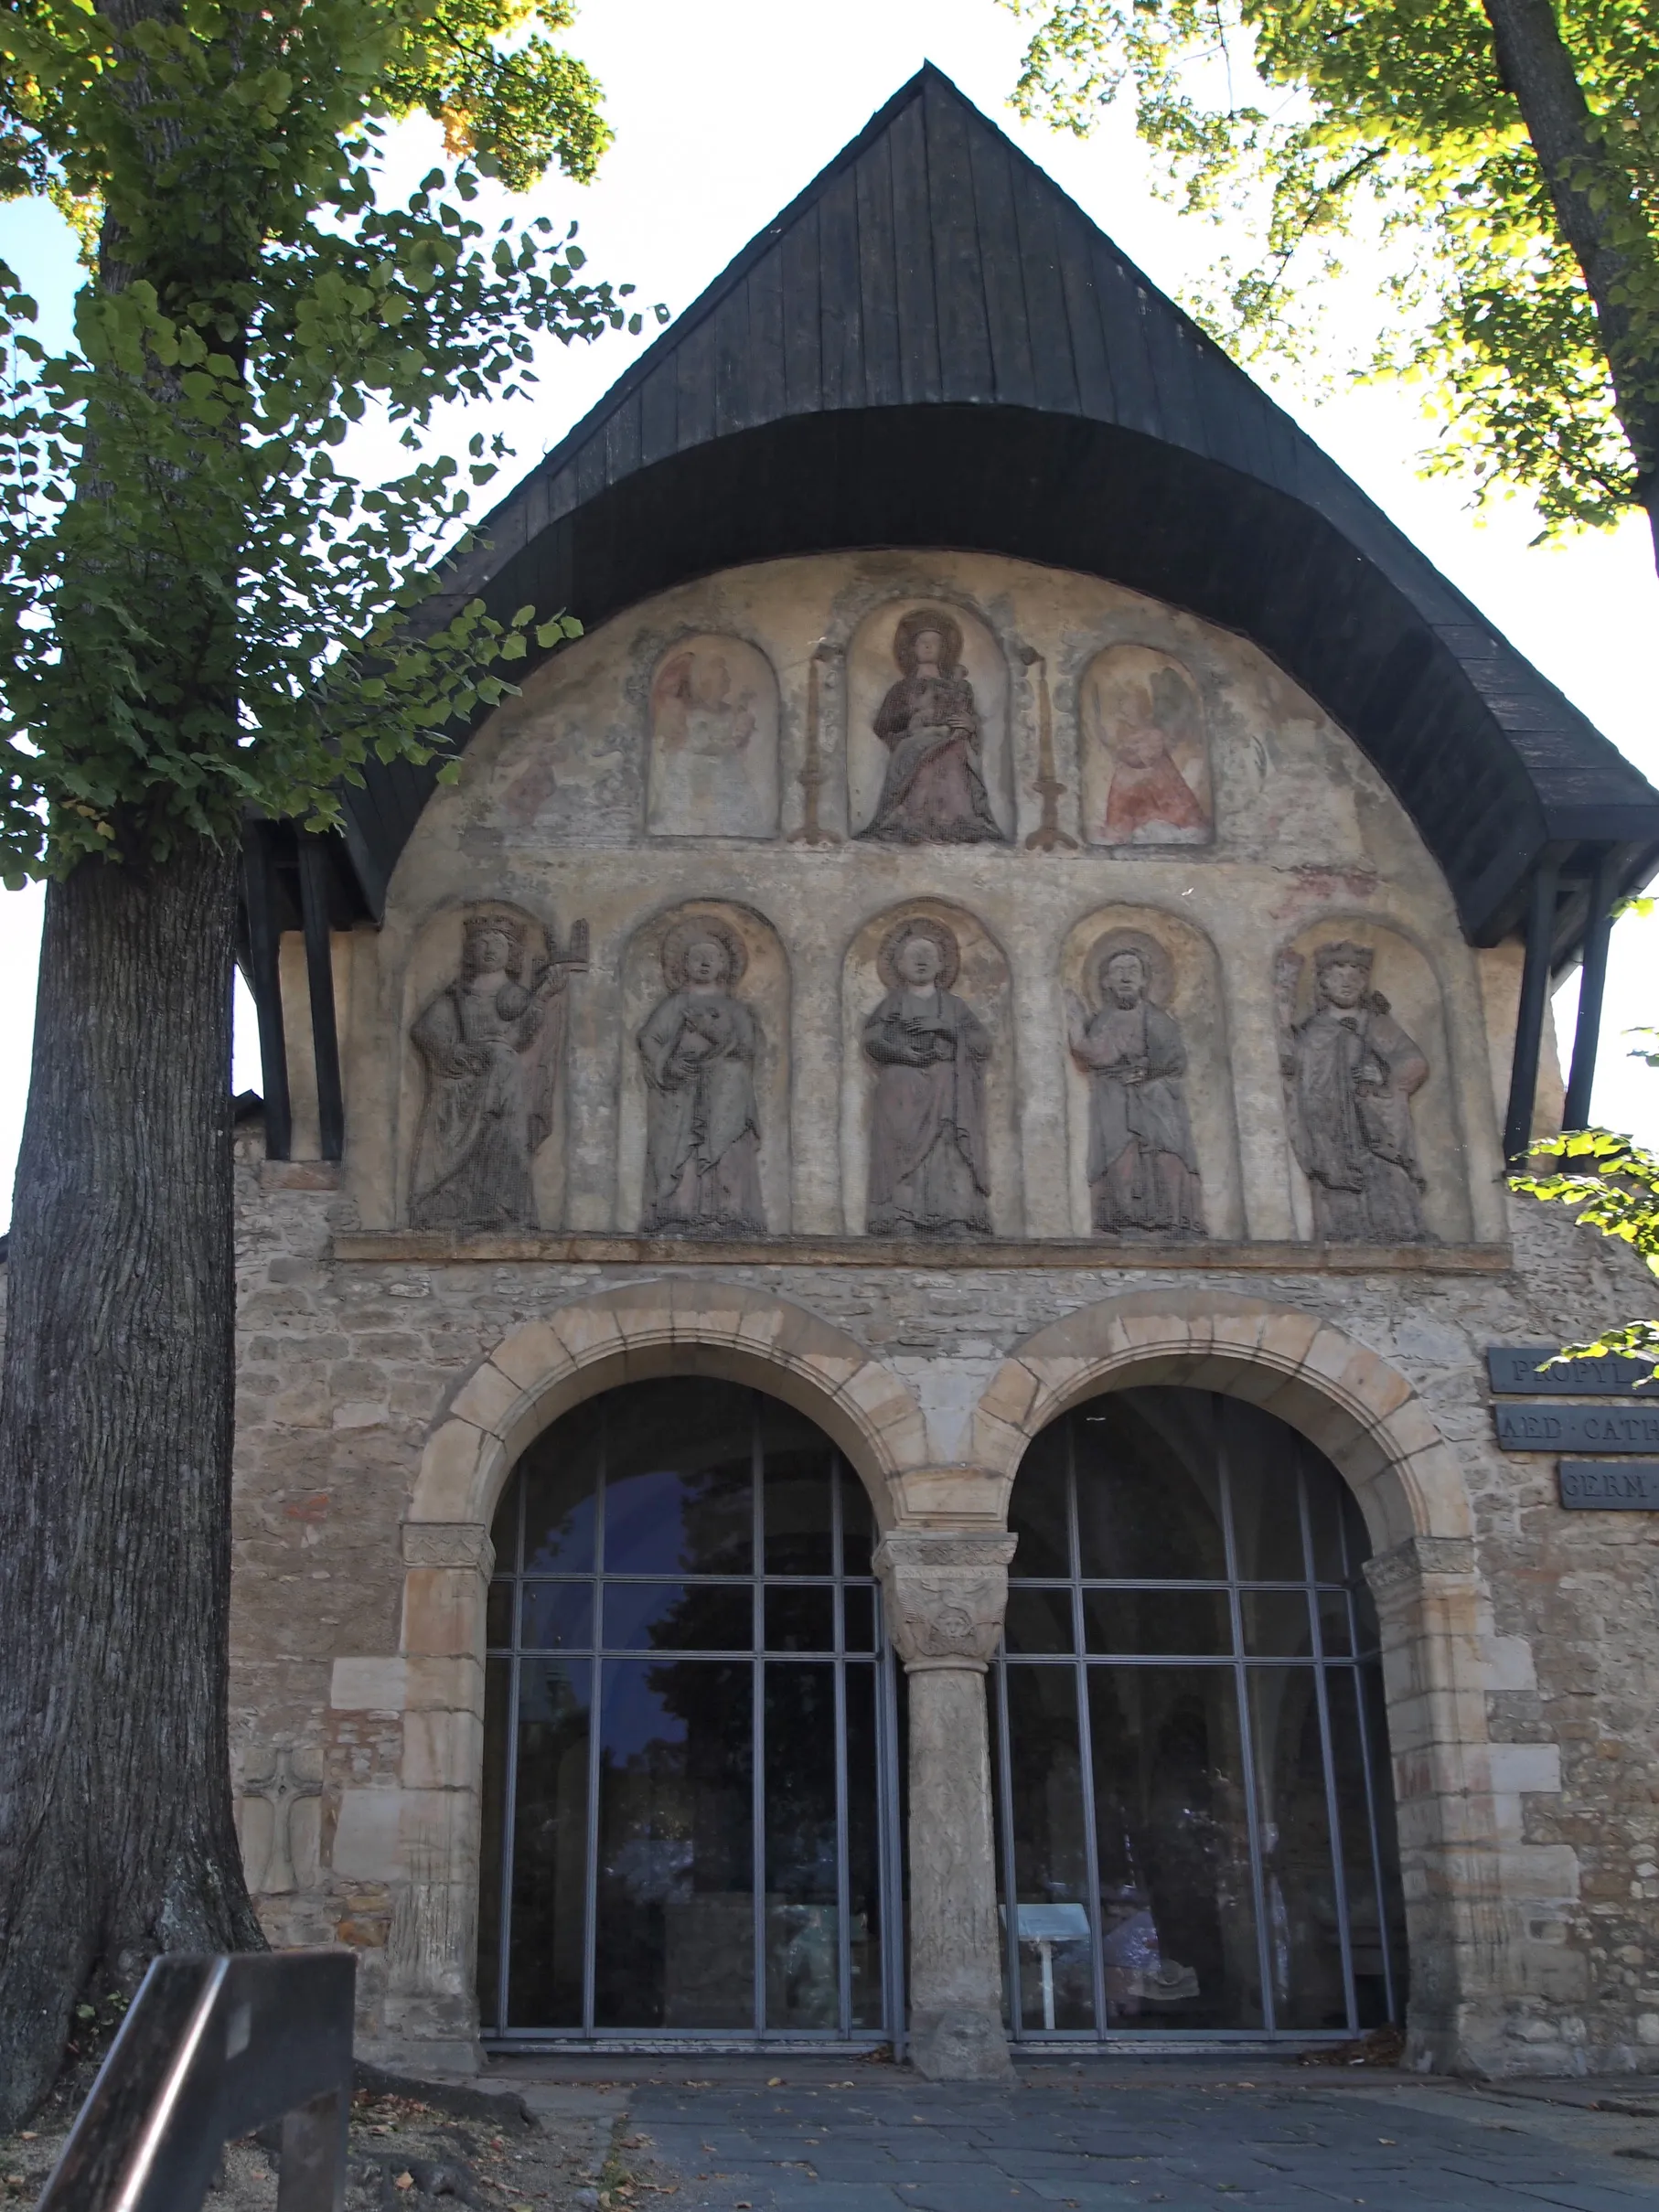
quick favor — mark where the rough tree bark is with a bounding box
[1481,0,1659,572]
[0,832,264,2129]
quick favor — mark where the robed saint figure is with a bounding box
[637,921,765,1236]
[1068,946,1205,1237]
[863,920,992,1237]
[1281,940,1429,1244]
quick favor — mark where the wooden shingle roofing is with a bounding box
[337,64,1659,956]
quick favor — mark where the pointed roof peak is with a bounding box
[342,66,1656,946]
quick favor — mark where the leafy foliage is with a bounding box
[1513,1121,1659,1374]
[0,0,659,885]
[1005,0,1659,538]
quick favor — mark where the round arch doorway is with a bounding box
[477,1377,903,2046]
[993,1387,1407,2044]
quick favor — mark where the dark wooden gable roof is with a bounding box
[337,63,1659,954]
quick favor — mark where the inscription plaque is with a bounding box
[1559,1461,1659,1510]
[1494,1403,1659,1453]
[1487,1344,1656,1396]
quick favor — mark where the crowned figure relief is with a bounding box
[863,918,993,1238]
[637,918,765,1237]
[860,609,1003,844]
[409,910,587,1232]
[1068,940,1206,1238]
[1279,939,1429,1244]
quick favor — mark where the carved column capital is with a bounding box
[874,1530,1017,1672]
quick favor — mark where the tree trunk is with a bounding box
[1480,0,1659,574]
[0,832,263,2129]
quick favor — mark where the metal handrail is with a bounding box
[37,1950,355,2212]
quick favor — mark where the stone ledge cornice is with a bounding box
[333,1231,1512,1275]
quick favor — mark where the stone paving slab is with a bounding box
[559,2064,1659,2212]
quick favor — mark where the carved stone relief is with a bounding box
[647,634,779,839]
[1277,935,1431,1245]
[637,917,766,1236]
[841,902,1020,1238]
[1061,907,1242,1241]
[240,1741,323,1896]
[862,918,994,1239]
[847,601,1011,843]
[407,906,588,1232]
[873,1532,1017,1668]
[1066,932,1206,1239]
[618,901,791,1236]
[1081,644,1212,848]
[1273,921,1470,1242]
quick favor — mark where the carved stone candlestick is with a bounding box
[874,1529,1017,2081]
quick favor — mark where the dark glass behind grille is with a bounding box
[480,1379,893,2043]
[995,1387,1404,2043]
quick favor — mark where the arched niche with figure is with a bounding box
[399,900,588,1233]
[618,900,791,1236]
[840,901,1020,1238]
[1059,906,1241,1241]
[1080,644,1213,850]
[646,634,781,839]
[844,599,1012,845]
[1275,919,1470,1245]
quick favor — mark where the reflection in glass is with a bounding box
[994,1387,1405,2043]
[481,1383,891,2044]
[594,1657,753,2028]
[508,1658,592,2028]
[1088,1666,1260,2028]
[765,1664,839,2027]
[765,1585,835,1652]
[519,1400,601,1575]
[603,1582,752,1652]
[1002,1668,1095,2030]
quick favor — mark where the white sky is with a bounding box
[1,0,1655,1230]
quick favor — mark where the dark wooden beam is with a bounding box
[1504,856,1562,1164]
[296,837,344,1163]
[1563,850,1618,1130]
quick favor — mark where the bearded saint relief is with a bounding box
[1084,645,1212,848]
[1279,939,1431,1244]
[859,608,1004,845]
[1067,940,1206,1239]
[863,919,992,1238]
[409,911,588,1232]
[637,918,765,1237]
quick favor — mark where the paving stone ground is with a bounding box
[493,2057,1659,2212]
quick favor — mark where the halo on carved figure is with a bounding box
[661,914,748,991]
[1086,926,1175,1010]
[891,605,964,679]
[877,914,961,993]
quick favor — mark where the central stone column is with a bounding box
[874,1529,1017,2082]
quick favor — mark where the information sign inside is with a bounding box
[1487,1345,1655,1396]
[1494,1404,1659,1452]
[1559,1461,1659,1510]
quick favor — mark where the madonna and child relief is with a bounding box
[1081,645,1212,847]
[848,603,1010,842]
[647,635,779,839]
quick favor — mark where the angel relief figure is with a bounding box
[860,609,1003,844]
[1086,647,1212,848]
[408,911,587,1233]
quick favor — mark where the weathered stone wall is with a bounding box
[229,1098,1659,2074]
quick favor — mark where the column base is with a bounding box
[909,2007,1016,2082]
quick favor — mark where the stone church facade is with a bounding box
[216,71,1659,2080]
